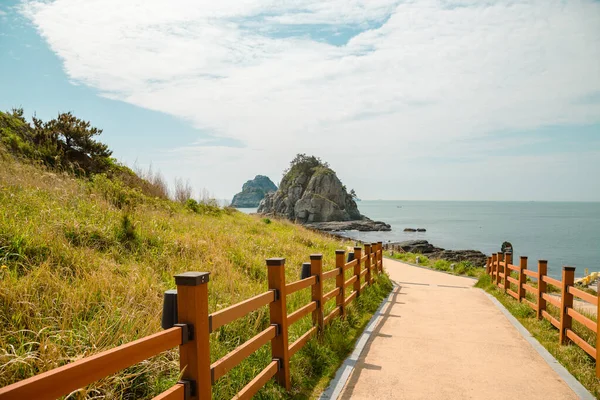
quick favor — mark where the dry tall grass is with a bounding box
[0,148,391,398]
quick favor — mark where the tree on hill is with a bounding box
[1,108,112,174]
[32,111,112,173]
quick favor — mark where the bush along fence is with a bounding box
[487,252,600,377]
[0,242,385,400]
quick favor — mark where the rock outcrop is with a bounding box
[305,219,391,232]
[257,154,388,231]
[258,168,360,222]
[388,240,441,254]
[385,240,487,267]
[231,175,277,208]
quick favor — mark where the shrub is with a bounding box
[92,174,141,209]
[115,213,139,248]
[433,260,451,271]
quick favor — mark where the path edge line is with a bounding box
[318,283,398,399]
[483,291,595,400]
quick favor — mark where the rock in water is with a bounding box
[231,175,277,208]
[257,154,388,231]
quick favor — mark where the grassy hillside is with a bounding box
[0,111,392,398]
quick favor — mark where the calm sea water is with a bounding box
[238,201,600,278]
[353,201,600,279]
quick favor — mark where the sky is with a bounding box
[1,0,599,202]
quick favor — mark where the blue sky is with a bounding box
[1,0,599,201]
[0,1,229,165]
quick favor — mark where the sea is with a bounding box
[239,201,600,279]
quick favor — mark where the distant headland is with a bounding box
[230,175,277,208]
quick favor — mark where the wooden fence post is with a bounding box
[364,245,371,286]
[310,254,324,335]
[496,253,504,287]
[504,253,512,293]
[560,266,575,345]
[335,250,346,319]
[537,260,548,320]
[377,242,383,273]
[175,272,212,400]
[354,246,362,297]
[491,253,496,279]
[266,258,291,390]
[518,256,527,302]
[364,244,372,283]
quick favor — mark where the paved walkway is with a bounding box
[339,258,579,400]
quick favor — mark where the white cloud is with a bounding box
[20,0,600,200]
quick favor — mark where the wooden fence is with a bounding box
[0,242,385,400]
[487,252,600,377]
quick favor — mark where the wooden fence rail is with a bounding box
[486,253,600,377]
[0,242,385,400]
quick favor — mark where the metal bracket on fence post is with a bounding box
[270,288,280,301]
[174,323,193,344]
[273,358,283,370]
[271,323,281,336]
[177,379,195,400]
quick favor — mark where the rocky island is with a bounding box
[257,154,390,231]
[231,175,277,208]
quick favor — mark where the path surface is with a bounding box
[338,258,579,400]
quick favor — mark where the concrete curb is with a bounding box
[483,291,595,400]
[318,283,398,400]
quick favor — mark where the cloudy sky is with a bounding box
[1,0,599,201]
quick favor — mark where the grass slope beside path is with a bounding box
[386,252,485,278]
[476,275,600,398]
[0,148,392,399]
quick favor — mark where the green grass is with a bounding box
[387,252,484,278]
[476,274,600,398]
[0,147,392,399]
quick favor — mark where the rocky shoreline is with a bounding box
[384,240,487,267]
[304,218,391,232]
[321,234,488,267]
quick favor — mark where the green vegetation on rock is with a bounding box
[280,154,331,192]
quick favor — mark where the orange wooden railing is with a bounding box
[487,252,600,377]
[0,242,385,400]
